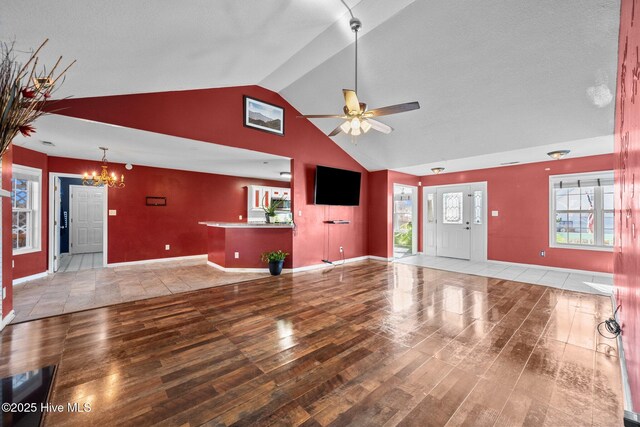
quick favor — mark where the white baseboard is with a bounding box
[13,271,48,285]
[289,256,371,273]
[368,255,395,262]
[108,254,207,268]
[206,261,270,273]
[206,255,372,274]
[611,294,640,422]
[486,259,613,278]
[0,310,15,331]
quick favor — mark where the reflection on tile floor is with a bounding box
[396,255,614,296]
[12,258,265,323]
[57,252,103,273]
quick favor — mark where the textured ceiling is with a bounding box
[1,0,621,173]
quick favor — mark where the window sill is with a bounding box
[549,243,613,252]
[13,248,42,256]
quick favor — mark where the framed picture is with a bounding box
[146,196,167,206]
[244,96,285,136]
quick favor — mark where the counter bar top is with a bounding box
[199,221,294,229]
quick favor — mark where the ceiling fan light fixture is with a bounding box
[350,117,361,130]
[351,127,361,136]
[431,167,445,174]
[547,150,570,160]
[340,121,352,134]
[360,120,372,133]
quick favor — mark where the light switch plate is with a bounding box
[165,244,170,250]
[491,210,499,217]
[234,252,239,259]
[109,209,117,216]
[238,215,243,220]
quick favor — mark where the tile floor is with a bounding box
[396,254,614,296]
[57,252,103,273]
[12,258,264,323]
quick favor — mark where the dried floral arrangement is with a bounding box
[0,39,74,159]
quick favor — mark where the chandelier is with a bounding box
[83,147,125,188]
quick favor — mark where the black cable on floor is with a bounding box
[597,305,622,339]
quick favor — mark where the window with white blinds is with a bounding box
[12,165,42,254]
[549,171,614,250]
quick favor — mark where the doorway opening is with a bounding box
[423,182,487,261]
[48,173,108,273]
[393,184,418,259]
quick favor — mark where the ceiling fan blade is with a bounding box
[328,124,344,137]
[367,119,393,134]
[297,114,346,119]
[343,89,361,114]
[365,101,420,117]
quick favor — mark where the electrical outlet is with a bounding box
[165,244,170,250]
[234,252,239,259]
[239,215,243,220]
[339,246,344,253]
[298,210,302,217]
[540,250,545,257]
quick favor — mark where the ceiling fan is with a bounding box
[297,5,420,138]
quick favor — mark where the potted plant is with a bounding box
[261,250,288,276]
[263,193,286,223]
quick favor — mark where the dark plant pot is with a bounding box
[268,260,284,276]
[265,213,275,223]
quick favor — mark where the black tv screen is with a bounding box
[314,165,361,206]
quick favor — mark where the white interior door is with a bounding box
[436,185,471,259]
[70,185,104,254]
[53,177,61,271]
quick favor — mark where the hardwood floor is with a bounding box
[0,261,623,426]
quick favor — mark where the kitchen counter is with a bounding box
[199,221,294,229]
[200,221,293,271]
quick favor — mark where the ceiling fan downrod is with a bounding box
[350,17,361,94]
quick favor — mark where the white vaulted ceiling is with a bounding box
[1,0,621,174]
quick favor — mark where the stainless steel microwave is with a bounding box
[272,198,291,210]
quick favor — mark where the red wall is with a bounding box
[2,146,13,320]
[367,170,390,258]
[614,0,640,410]
[12,147,48,280]
[420,154,614,273]
[207,226,293,269]
[49,85,368,267]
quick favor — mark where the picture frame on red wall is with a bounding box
[244,96,285,136]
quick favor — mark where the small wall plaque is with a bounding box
[146,196,166,206]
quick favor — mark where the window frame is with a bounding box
[548,170,613,252]
[12,164,42,255]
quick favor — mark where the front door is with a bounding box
[436,185,471,259]
[70,185,104,254]
[53,177,61,271]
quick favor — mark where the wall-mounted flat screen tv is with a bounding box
[314,165,361,206]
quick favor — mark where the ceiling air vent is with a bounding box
[41,140,55,147]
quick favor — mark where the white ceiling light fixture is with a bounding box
[280,171,292,179]
[547,150,570,160]
[297,1,420,140]
[431,167,445,174]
